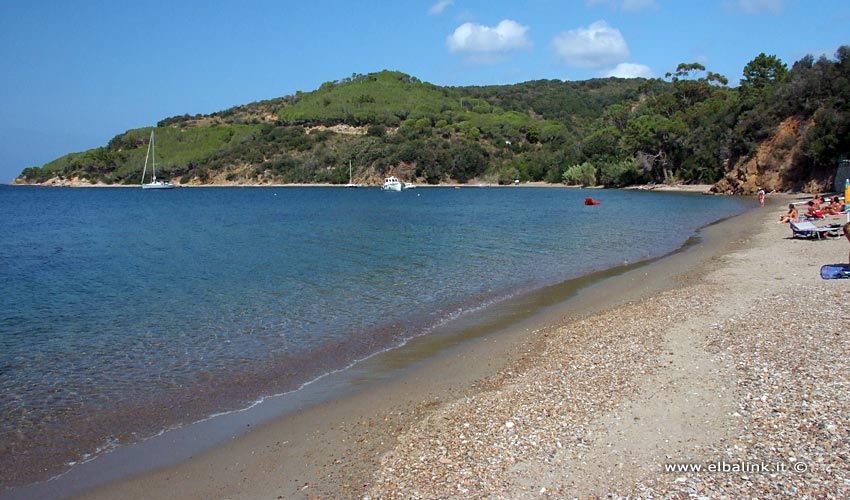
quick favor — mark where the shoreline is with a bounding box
[11,195,847,499]
[1,195,743,500]
[362,194,848,498]
[53,202,764,499]
[0,186,739,498]
[1,215,723,500]
[5,180,716,193]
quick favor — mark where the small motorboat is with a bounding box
[382,176,403,191]
[584,197,601,205]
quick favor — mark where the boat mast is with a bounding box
[141,130,153,185]
[151,130,156,183]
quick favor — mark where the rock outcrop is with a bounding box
[712,117,835,195]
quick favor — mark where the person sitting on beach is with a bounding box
[821,196,843,216]
[778,203,798,223]
[805,201,823,219]
[812,195,824,210]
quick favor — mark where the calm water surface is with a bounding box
[0,185,750,487]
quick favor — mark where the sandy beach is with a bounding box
[39,196,847,499]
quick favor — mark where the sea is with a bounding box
[0,185,751,492]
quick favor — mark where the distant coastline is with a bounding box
[7,177,717,194]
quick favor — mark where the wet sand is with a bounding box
[361,196,849,498]
[66,202,762,500]
[11,195,847,499]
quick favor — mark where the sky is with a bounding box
[1,0,847,183]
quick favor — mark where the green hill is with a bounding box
[16,51,850,192]
[16,70,649,186]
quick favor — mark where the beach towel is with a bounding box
[820,264,850,279]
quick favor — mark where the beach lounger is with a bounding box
[790,221,836,240]
[825,210,850,223]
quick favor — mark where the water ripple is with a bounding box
[0,186,749,486]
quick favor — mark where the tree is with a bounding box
[804,104,850,169]
[741,53,788,90]
[665,62,728,86]
[581,126,621,160]
[623,114,687,182]
[448,143,487,183]
[603,103,631,133]
[660,63,728,112]
[665,62,706,81]
[740,53,788,108]
[678,95,736,183]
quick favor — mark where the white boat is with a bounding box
[382,176,403,191]
[402,182,416,189]
[141,130,174,189]
[345,160,362,188]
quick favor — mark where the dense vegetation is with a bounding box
[17,47,850,192]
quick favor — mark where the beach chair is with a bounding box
[790,221,835,240]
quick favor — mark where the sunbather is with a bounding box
[821,197,843,215]
[805,201,823,219]
[778,203,798,223]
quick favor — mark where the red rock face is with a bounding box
[713,116,836,195]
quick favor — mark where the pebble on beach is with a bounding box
[365,203,850,499]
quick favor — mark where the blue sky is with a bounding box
[1,0,847,183]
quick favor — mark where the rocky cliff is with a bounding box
[713,117,823,195]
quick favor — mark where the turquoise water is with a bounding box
[0,185,750,487]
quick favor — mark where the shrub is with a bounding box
[596,157,641,187]
[562,162,597,186]
[367,124,386,138]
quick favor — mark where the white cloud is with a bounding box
[428,0,453,15]
[733,0,784,14]
[551,20,629,68]
[447,20,532,54]
[603,62,653,78]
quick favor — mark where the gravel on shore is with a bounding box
[365,208,850,499]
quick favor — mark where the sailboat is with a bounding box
[141,130,174,189]
[344,160,362,188]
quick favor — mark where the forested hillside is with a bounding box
[15,47,850,193]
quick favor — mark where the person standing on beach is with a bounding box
[757,188,766,206]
